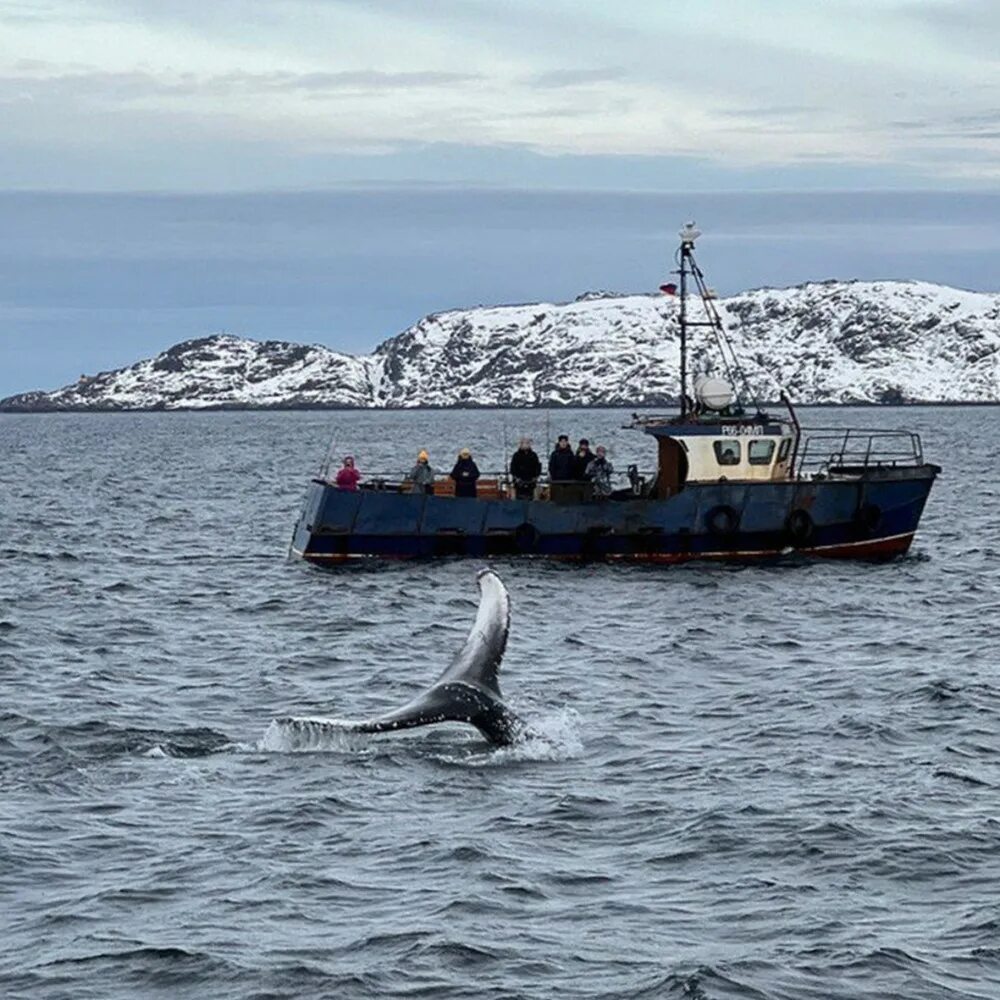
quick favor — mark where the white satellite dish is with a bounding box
[693,375,734,411]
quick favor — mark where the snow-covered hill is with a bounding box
[3,280,998,411]
[0,336,375,412]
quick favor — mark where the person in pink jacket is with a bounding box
[334,455,361,491]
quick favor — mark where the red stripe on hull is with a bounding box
[610,531,917,564]
[804,531,915,560]
[295,531,916,566]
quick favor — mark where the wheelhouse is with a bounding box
[643,420,796,495]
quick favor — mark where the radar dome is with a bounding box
[693,375,734,411]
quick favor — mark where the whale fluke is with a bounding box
[354,569,525,745]
[283,570,527,747]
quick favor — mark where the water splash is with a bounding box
[432,708,584,767]
[259,716,373,753]
[501,707,584,762]
[258,708,582,763]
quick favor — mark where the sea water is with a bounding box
[1,407,998,999]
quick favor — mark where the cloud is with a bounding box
[899,0,1000,58]
[523,67,627,89]
[0,67,485,102]
[235,70,485,93]
[952,110,1000,126]
[0,1,67,23]
[714,105,820,120]
[1,0,999,188]
[902,0,1000,30]
[884,110,1000,142]
[0,0,111,25]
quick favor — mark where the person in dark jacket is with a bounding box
[450,448,480,498]
[585,445,614,498]
[574,438,594,480]
[548,435,575,482]
[510,437,542,500]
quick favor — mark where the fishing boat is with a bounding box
[291,223,939,564]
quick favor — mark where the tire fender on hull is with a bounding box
[705,504,740,536]
[855,502,883,537]
[785,508,815,546]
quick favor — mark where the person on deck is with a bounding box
[510,438,542,500]
[574,439,594,481]
[450,448,481,498]
[334,455,361,491]
[718,444,739,466]
[409,451,436,494]
[548,435,576,483]
[585,446,614,498]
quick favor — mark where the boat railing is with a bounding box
[795,428,925,477]
[318,468,658,499]
[320,470,516,490]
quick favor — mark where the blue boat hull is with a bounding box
[291,465,938,564]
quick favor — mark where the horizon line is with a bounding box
[2,184,999,198]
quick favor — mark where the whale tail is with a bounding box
[277,570,527,747]
[352,570,525,746]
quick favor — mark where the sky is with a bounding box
[2,0,1000,190]
[1,0,998,396]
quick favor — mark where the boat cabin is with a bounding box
[643,419,796,499]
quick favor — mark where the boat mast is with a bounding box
[677,222,700,419]
[679,236,687,417]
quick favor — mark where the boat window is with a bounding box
[748,440,776,465]
[777,438,792,462]
[713,440,741,466]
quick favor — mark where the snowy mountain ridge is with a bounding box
[2,279,998,410]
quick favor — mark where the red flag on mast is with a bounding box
[659,282,677,295]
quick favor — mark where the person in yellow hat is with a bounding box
[408,450,435,494]
[450,447,481,498]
